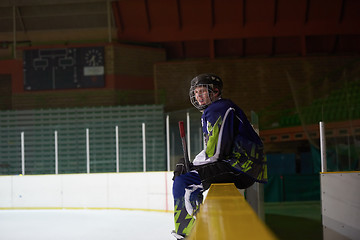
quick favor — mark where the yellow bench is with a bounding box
[188,183,277,240]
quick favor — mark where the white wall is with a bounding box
[0,172,174,211]
[321,172,360,240]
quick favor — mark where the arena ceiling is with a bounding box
[0,0,359,59]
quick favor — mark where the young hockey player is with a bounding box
[172,73,267,239]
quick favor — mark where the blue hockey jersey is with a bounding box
[192,98,267,183]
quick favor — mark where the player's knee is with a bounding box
[173,171,202,199]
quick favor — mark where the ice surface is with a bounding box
[0,209,175,240]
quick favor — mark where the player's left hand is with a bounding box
[173,158,187,180]
[172,158,195,180]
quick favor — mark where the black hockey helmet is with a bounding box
[189,73,223,111]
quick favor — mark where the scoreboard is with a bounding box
[23,46,105,90]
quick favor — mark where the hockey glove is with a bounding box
[173,158,190,180]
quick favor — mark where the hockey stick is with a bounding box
[178,121,191,173]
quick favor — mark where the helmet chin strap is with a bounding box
[211,96,221,102]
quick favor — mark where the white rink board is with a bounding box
[321,172,360,240]
[12,174,63,208]
[0,172,174,211]
[0,209,175,240]
[0,176,12,207]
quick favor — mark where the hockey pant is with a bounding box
[173,170,203,237]
[172,161,256,237]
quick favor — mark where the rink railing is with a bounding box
[19,124,150,175]
[17,112,201,175]
[0,105,205,175]
[188,183,277,240]
[0,105,168,175]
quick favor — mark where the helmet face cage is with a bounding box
[189,73,223,111]
[189,84,215,111]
